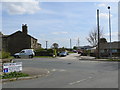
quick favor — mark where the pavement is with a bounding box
[79,56,120,62]
[57,53,119,61]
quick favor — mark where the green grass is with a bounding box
[68,52,75,53]
[108,59,120,61]
[1,72,29,79]
[34,56,53,58]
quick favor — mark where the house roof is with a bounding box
[100,41,120,49]
[2,31,37,40]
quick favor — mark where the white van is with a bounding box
[14,49,35,58]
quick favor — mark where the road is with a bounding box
[2,53,119,88]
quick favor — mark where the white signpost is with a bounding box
[3,62,22,73]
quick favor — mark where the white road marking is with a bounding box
[59,69,66,72]
[51,69,56,72]
[88,77,92,79]
[69,79,86,85]
[79,61,100,63]
[47,71,50,74]
[69,77,93,85]
[51,69,66,72]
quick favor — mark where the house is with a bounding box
[1,24,41,55]
[100,41,120,57]
[73,45,93,51]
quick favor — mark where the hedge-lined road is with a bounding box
[3,53,119,88]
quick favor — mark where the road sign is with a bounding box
[3,62,22,73]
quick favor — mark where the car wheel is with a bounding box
[29,55,33,58]
[15,55,19,58]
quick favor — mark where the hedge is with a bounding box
[35,49,53,56]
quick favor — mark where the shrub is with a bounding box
[35,49,53,56]
[0,51,10,59]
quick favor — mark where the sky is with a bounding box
[1,0,118,48]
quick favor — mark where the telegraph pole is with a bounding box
[70,39,72,50]
[97,9,100,59]
[108,6,112,58]
[46,41,48,49]
[78,38,80,47]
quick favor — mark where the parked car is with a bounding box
[59,52,67,57]
[14,49,35,58]
[78,50,82,54]
[73,50,77,53]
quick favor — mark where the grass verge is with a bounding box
[107,59,120,61]
[1,72,29,79]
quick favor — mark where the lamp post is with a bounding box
[108,6,112,58]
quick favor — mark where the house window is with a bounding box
[118,49,120,53]
[100,50,104,53]
[112,49,117,53]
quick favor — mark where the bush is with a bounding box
[35,48,45,52]
[35,49,53,56]
[0,51,10,59]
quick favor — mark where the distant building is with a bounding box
[1,24,41,55]
[74,45,93,50]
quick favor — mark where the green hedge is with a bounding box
[35,49,53,56]
[0,51,10,59]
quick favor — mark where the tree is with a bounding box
[99,38,107,43]
[51,43,59,57]
[87,27,104,47]
[73,46,77,50]
[52,43,59,49]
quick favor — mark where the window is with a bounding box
[100,50,104,53]
[112,49,117,53]
[20,51,25,53]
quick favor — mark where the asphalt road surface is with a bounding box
[2,53,119,88]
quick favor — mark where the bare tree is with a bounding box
[87,27,104,47]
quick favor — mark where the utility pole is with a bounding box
[78,38,80,47]
[108,6,112,58]
[70,39,72,50]
[46,41,48,49]
[97,9,100,59]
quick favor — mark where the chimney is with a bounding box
[22,24,28,34]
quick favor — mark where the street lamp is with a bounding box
[108,6,112,58]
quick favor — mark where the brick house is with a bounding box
[1,24,41,55]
